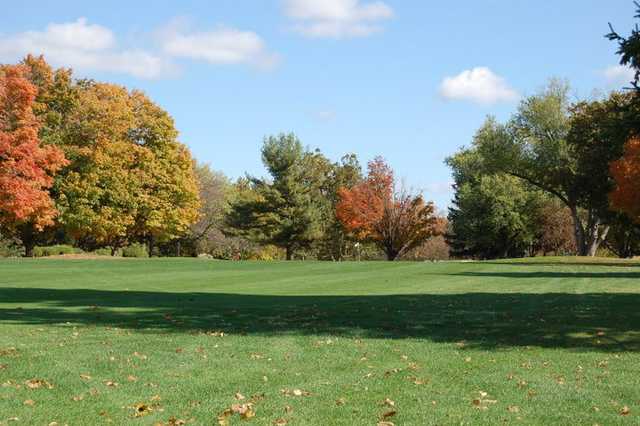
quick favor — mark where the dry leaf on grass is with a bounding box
[281,388,311,397]
[25,379,53,389]
[23,399,35,406]
[133,403,153,417]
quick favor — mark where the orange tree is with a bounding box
[0,65,67,256]
[336,157,439,261]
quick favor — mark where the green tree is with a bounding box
[447,172,544,259]
[227,133,326,260]
[459,81,624,256]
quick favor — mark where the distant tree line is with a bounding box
[0,56,444,260]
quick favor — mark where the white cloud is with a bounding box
[439,67,519,105]
[161,25,280,70]
[424,181,454,195]
[0,18,174,79]
[282,0,393,38]
[603,64,635,85]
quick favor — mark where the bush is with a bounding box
[122,243,149,258]
[0,234,23,257]
[33,245,82,257]
[92,247,122,256]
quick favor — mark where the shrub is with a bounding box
[33,245,82,257]
[92,247,122,256]
[0,234,23,257]
[122,243,149,258]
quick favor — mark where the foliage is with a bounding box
[606,1,640,89]
[337,157,439,260]
[603,214,640,258]
[32,244,82,257]
[53,80,199,251]
[610,137,640,224]
[535,200,576,256]
[122,243,149,258]
[447,173,544,259]
[0,232,23,257]
[227,134,328,260]
[92,246,121,257]
[0,64,68,256]
[450,82,634,256]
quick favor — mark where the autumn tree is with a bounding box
[49,80,199,254]
[535,200,576,256]
[226,134,326,260]
[610,137,640,223]
[0,65,67,256]
[336,157,439,261]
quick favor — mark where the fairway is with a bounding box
[1,258,639,425]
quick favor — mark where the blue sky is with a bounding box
[1,1,635,208]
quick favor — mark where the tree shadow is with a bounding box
[453,271,640,279]
[481,261,640,268]
[1,287,638,352]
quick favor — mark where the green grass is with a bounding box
[1,258,639,425]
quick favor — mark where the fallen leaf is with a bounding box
[284,405,293,414]
[104,380,119,387]
[23,399,35,406]
[127,375,138,382]
[25,379,53,389]
[621,406,631,416]
[134,403,152,417]
[336,398,346,406]
[72,395,84,402]
[274,419,288,425]
[235,392,246,400]
[508,405,520,413]
[382,398,395,407]
[80,374,92,381]
[381,410,397,420]
[377,423,394,426]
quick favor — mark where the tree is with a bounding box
[0,65,67,256]
[227,133,326,260]
[51,81,200,254]
[315,153,363,260]
[610,137,640,223]
[446,174,544,259]
[607,1,640,89]
[535,200,576,256]
[462,81,616,256]
[336,157,439,261]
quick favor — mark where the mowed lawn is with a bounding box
[1,258,639,425]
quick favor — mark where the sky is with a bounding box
[1,1,636,208]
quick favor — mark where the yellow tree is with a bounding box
[56,81,200,253]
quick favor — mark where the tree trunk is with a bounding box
[285,246,293,260]
[569,205,587,256]
[569,205,609,257]
[19,225,35,258]
[147,235,156,257]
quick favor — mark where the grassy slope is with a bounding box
[0,258,639,425]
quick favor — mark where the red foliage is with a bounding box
[336,156,392,239]
[336,157,439,260]
[610,137,640,223]
[0,65,67,230]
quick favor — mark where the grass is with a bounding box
[0,257,639,425]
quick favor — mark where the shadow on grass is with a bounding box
[453,271,640,279]
[1,288,639,352]
[481,261,640,268]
